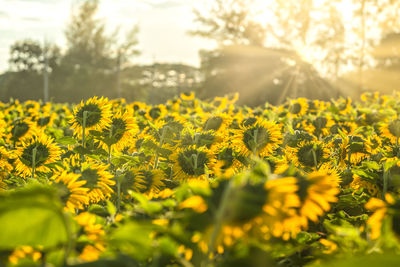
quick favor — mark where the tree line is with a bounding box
[0,0,399,106]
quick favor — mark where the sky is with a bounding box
[0,0,216,72]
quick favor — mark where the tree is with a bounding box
[198,45,339,106]
[121,63,202,104]
[190,0,266,46]
[1,40,61,101]
[191,0,341,105]
[56,0,139,102]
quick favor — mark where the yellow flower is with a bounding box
[8,118,37,144]
[365,134,382,155]
[178,245,193,261]
[51,171,90,211]
[180,91,195,101]
[298,170,340,224]
[97,110,138,152]
[231,118,282,158]
[78,163,115,203]
[74,212,105,261]
[288,98,308,118]
[145,104,168,121]
[261,177,304,240]
[365,195,395,239]
[380,119,400,144]
[15,134,61,177]
[70,96,112,137]
[9,246,41,265]
[179,195,208,213]
[134,168,165,195]
[336,97,352,115]
[349,174,380,197]
[287,140,330,169]
[320,239,338,254]
[171,146,216,180]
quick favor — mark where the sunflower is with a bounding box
[365,194,395,239]
[0,146,14,174]
[288,140,330,169]
[0,178,6,191]
[8,119,37,144]
[253,176,303,240]
[15,135,61,178]
[180,128,222,150]
[212,93,239,110]
[119,169,145,195]
[8,246,42,265]
[338,135,368,166]
[201,111,233,134]
[35,113,56,130]
[180,92,195,101]
[145,104,168,121]
[310,115,335,137]
[130,101,148,113]
[336,97,353,115]
[171,146,216,180]
[74,212,105,261]
[134,168,165,195]
[78,163,115,203]
[380,119,400,144]
[231,118,282,158]
[307,99,329,114]
[70,97,112,137]
[360,92,380,103]
[51,171,89,211]
[288,98,308,118]
[349,174,380,197]
[297,170,340,224]
[97,111,138,152]
[365,134,382,155]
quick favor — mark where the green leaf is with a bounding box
[109,221,155,261]
[0,184,70,249]
[319,254,400,267]
[106,200,117,216]
[130,192,163,214]
[56,136,77,145]
[88,204,109,217]
[157,236,178,257]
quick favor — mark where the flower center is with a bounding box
[11,121,29,140]
[243,126,270,153]
[21,142,50,168]
[76,103,102,127]
[297,143,324,167]
[177,149,208,176]
[79,168,100,189]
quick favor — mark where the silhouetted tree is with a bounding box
[1,40,61,101]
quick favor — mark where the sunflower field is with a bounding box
[1,92,400,266]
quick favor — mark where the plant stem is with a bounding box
[108,145,112,164]
[31,146,37,179]
[154,127,168,169]
[81,111,88,162]
[117,178,121,212]
[383,169,389,201]
[62,212,73,266]
[205,180,233,265]
[312,149,319,170]
[82,111,88,148]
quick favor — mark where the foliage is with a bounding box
[0,92,400,266]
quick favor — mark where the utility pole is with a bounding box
[116,50,122,98]
[43,41,49,102]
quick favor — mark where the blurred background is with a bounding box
[0,0,399,106]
